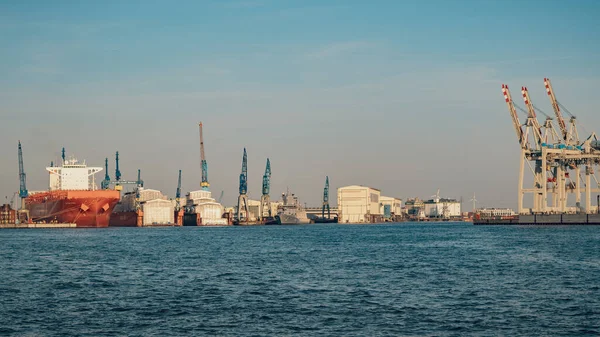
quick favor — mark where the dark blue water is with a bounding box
[1,223,599,336]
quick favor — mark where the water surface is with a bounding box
[1,223,599,336]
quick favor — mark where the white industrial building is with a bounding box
[477,208,516,217]
[142,199,174,225]
[114,188,176,226]
[337,185,382,223]
[186,190,227,225]
[423,198,461,218]
[380,196,402,219]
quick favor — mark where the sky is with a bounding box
[1,0,599,209]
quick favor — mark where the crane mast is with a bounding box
[259,158,271,219]
[18,141,28,203]
[322,176,330,219]
[237,148,249,222]
[101,158,110,189]
[115,151,121,182]
[137,169,144,187]
[175,169,182,211]
[199,122,209,191]
[239,148,248,195]
[502,84,526,149]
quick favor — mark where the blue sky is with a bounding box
[1,0,599,208]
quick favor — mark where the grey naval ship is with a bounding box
[276,190,310,225]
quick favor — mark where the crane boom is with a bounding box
[544,77,569,142]
[501,84,526,148]
[199,122,209,190]
[521,86,544,146]
[18,141,28,199]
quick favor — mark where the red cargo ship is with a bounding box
[25,156,120,228]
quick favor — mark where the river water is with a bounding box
[1,223,599,336]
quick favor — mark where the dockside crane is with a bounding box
[199,122,210,191]
[115,151,122,182]
[236,148,249,222]
[137,169,144,187]
[17,141,30,223]
[175,169,182,212]
[101,152,143,191]
[101,158,110,190]
[259,158,271,220]
[544,77,579,145]
[18,141,28,208]
[322,176,331,219]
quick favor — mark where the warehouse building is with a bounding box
[186,190,227,225]
[423,198,461,219]
[380,196,402,221]
[337,185,382,223]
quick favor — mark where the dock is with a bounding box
[0,223,77,229]
[474,213,600,225]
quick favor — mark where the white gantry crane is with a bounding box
[501,79,600,215]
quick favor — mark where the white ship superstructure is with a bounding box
[46,157,102,191]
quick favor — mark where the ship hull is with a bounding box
[26,190,120,228]
[278,213,310,225]
[109,211,141,227]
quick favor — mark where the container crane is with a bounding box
[175,169,182,212]
[322,176,331,219]
[199,122,210,191]
[544,78,579,145]
[259,158,271,220]
[236,148,249,222]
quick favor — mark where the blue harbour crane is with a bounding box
[199,122,210,191]
[322,176,331,219]
[101,152,143,191]
[137,169,144,187]
[115,151,122,183]
[236,148,249,222]
[175,169,182,212]
[259,158,271,220]
[18,141,28,204]
[101,158,110,190]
